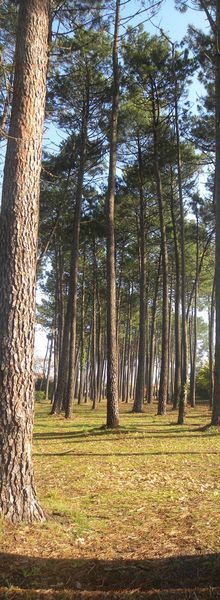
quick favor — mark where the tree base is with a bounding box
[0,493,45,524]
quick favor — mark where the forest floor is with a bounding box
[0,401,220,599]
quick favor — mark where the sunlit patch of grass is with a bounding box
[0,400,219,596]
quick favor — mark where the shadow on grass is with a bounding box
[34,426,219,444]
[34,449,220,457]
[0,552,219,594]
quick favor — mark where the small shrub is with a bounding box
[196,363,211,399]
[35,390,46,402]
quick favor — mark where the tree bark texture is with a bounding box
[0,0,49,522]
[174,81,188,425]
[189,206,199,408]
[213,0,220,424]
[148,254,161,404]
[133,138,146,413]
[152,90,169,416]
[169,170,181,409]
[209,277,215,409]
[106,0,120,428]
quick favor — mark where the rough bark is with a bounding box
[189,206,199,408]
[209,277,215,409]
[169,170,181,410]
[78,245,86,405]
[152,88,169,416]
[133,137,147,413]
[0,0,49,522]
[174,81,188,425]
[148,255,161,405]
[106,0,120,428]
[92,240,98,409]
[212,0,220,425]
[167,270,173,404]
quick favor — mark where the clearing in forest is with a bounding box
[0,401,220,599]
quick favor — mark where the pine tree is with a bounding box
[0,0,49,522]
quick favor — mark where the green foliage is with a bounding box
[35,390,46,403]
[196,363,211,399]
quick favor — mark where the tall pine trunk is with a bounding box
[148,255,161,405]
[189,204,199,408]
[169,169,181,409]
[0,0,49,522]
[174,79,188,425]
[209,277,215,409]
[152,89,169,416]
[133,137,147,413]
[106,0,120,428]
[212,0,220,425]
[78,245,86,405]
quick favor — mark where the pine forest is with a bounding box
[0,1,220,599]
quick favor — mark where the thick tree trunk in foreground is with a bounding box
[213,1,220,424]
[106,0,120,428]
[0,0,49,522]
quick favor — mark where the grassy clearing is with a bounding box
[0,400,220,599]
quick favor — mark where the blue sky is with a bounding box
[122,0,208,41]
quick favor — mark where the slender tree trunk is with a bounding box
[209,277,215,409]
[78,245,86,405]
[126,288,132,403]
[133,137,147,413]
[169,169,181,409]
[51,305,69,413]
[92,241,98,409]
[58,243,65,364]
[106,0,120,428]
[0,0,49,522]
[41,337,49,391]
[148,254,161,404]
[145,285,149,399]
[85,328,91,404]
[121,324,127,402]
[97,294,102,403]
[46,334,53,402]
[189,306,196,409]
[167,270,173,404]
[152,89,169,416]
[213,1,220,424]
[189,205,199,408]
[173,78,188,425]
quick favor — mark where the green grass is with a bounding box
[0,400,220,599]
